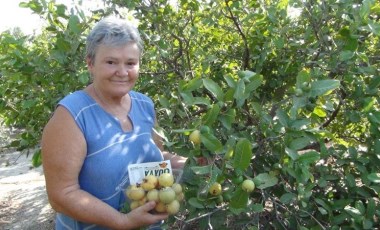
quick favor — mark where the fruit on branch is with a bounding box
[242,179,255,193]
[209,182,222,196]
[189,129,201,144]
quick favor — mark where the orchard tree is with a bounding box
[0,0,379,229]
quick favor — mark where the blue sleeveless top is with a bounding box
[55,90,164,229]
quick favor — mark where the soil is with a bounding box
[0,125,55,230]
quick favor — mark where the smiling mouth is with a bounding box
[112,80,129,83]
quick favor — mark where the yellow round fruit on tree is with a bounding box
[158,173,174,187]
[208,182,222,196]
[189,130,201,144]
[242,179,255,193]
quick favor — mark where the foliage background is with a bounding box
[0,0,379,229]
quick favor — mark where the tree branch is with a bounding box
[224,0,250,70]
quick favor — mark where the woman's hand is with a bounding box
[122,201,169,229]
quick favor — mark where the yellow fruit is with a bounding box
[141,175,158,191]
[208,182,222,196]
[176,192,185,201]
[138,196,147,206]
[155,202,167,213]
[146,189,160,202]
[166,200,180,215]
[126,185,145,201]
[130,200,140,210]
[159,187,176,204]
[242,179,255,193]
[158,173,174,187]
[172,183,183,194]
[189,130,201,144]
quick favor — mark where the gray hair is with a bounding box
[86,16,143,64]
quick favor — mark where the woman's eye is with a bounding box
[106,61,115,65]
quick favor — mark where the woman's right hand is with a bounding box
[122,201,169,229]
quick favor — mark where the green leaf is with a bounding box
[276,109,289,128]
[368,20,380,36]
[181,78,203,92]
[339,50,355,61]
[252,173,278,189]
[332,212,350,225]
[251,203,264,212]
[233,138,252,171]
[202,104,221,126]
[366,198,376,217]
[367,173,380,183]
[315,198,331,212]
[345,173,356,187]
[237,70,256,80]
[297,151,320,164]
[360,0,372,19]
[289,137,311,150]
[296,69,311,88]
[191,165,212,175]
[344,205,363,220]
[285,147,299,160]
[230,188,249,209]
[32,149,42,167]
[362,97,376,112]
[219,108,236,130]
[313,106,327,117]
[280,193,296,204]
[180,91,194,105]
[68,15,81,34]
[224,74,236,88]
[234,79,246,107]
[355,200,366,215]
[188,197,204,209]
[363,219,373,229]
[203,78,224,101]
[201,132,223,153]
[289,119,310,130]
[318,207,328,215]
[310,80,340,97]
[245,74,263,93]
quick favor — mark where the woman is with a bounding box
[41,16,186,229]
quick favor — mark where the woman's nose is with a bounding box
[116,65,129,77]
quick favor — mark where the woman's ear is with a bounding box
[86,57,93,71]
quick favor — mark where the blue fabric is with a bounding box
[55,90,164,230]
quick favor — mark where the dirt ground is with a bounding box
[0,126,55,230]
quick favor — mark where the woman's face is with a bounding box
[87,42,140,97]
